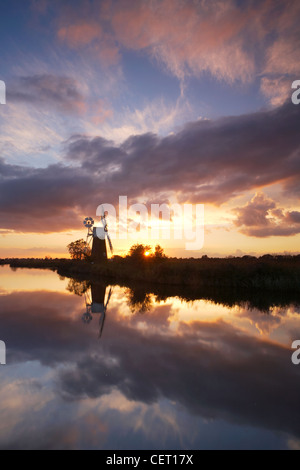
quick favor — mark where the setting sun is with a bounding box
[144,251,150,257]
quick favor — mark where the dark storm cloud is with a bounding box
[65,135,126,171]
[7,74,86,114]
[1,102,300,232]
[0,158,32,179]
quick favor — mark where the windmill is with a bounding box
[82,283,112,338]
[83,208,113,262]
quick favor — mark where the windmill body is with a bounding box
[91,226,107,262]
[83,210,113,263]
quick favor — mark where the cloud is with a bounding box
[89,99,113,125]
[7,74,87,115]
[55,1,120,66]
[51,0,300,104]
[0,100,64,164]
[1,73,112,165]
[260,76,293,107]
[0,161,95,232]
[112,0,300,98]
[233,192,300,237]
[263,1,300,77]
[66,101,300,203]
[84,96,192,144]
[0,101,299,233]
[57,21,103,48]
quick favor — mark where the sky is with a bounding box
[0,0,300,258]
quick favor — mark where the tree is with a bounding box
[127,243,152,261]
[67,239,90,260]
[154,244,166,259]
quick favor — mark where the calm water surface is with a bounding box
[0,265,300,450]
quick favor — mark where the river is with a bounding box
[0,265,299,449]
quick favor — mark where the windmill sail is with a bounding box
[83,207,113,262]
[106,233,113,253]
[100,207,114,255]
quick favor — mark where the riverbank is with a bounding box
[2,254,300,291]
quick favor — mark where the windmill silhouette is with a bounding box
[83,207,113,262]
[82,282,112,338]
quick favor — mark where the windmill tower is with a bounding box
[82,283,112,338]
[83,209,113,263]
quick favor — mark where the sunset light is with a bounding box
[1,0,300,453]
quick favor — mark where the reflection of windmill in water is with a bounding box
[82,282,112,338]
[83,207,113,262]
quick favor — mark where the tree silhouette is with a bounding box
[154,244,166,259]
[66,278,90,296]
[127,243,152,261]
[67,239,90,260]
